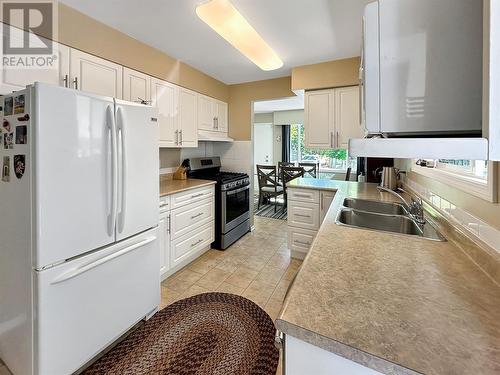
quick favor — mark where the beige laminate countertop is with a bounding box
[277,178,500,375]
[159,176,215,197]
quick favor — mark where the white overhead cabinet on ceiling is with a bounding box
[123,67,151,104]
[69,49,123,99]
[151,78,198,148]
[350,0,500,161]
[305,86,363,150]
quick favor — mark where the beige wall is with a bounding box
[291,57,360,91]
[397,159,500,231]
[228,77,296,141]
[54,4,229,101]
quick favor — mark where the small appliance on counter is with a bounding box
[185,157,250,250]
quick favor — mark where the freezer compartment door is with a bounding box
[35,83,117,268]
[34,228,160,375]
[115,100,159,241]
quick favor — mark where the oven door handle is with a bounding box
[225,185,250,196]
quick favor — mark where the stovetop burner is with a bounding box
[186,157,250,190]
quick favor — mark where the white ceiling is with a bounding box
[60,0,371,84]
[254,95,304,113]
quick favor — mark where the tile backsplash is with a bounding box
[405,178,500,255]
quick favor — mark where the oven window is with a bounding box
[225,188,249,225]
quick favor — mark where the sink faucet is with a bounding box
[377,186,426,225]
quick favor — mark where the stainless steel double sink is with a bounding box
[336,198,445,241]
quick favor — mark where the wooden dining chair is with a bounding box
[256,165,284,213]
[298,162,319,178]
[281,166,305,208]
[277,161,295,182]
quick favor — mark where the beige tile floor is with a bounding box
[161,216,301,323]
[0,217,297,375]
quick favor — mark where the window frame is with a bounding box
[411,160,497,202]
[289,123,356,174]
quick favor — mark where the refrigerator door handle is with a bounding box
[106,105,118,237]
[50,237,156,285]
[116,106,127,234]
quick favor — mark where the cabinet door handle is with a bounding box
[336,131,340,148]
[63,74,69,88]
[175,130,179,145]
[191,212,204,220]
[294,193,311,198]
[179,130,183,145]
[73,77,78,90]
[296,214,311,218]
[213,117,217,129]
[167,215,171,234]
[191,239,204,248]
[294,240,311,246]
[330,132,334,148]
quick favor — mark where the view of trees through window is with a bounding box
[437,159,488,179]
[290,124,356,178]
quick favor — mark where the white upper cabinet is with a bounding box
[215,100,228,133]
[305,89,334,149]
[0,27,70,94]
[335,86,363,149]
[178,88,198,148]
[305,87,362,150]
[151,78,178,148]
[151,79,198,148]
[198,94,216,131]
[70,49,123,99]
[123,67,151,104]
[197,94,229,134]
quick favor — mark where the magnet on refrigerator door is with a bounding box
[14,94,25,114]
[15,126,27,144]
[4,97,13,116]
[2,119,11,132]
[2,156,10,182]
[3,133,13,149]
[14,155,25,179]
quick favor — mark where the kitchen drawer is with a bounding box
[171,221,214,268]
[288,188,320,204]
[159,195,171,213]
[288,227,317,258]
[288,201,320,231]
[170,185,214,209]
[171,197,214,239]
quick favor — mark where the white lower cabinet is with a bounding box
[159,185,215,280]
[284,335,383,375]
[287,187,335,260]
[159,198,171,277]
[171,222,214,269]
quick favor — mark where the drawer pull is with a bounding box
[191,212,204,220]
[160,204,169,208]
[294,194,312,198]
[191,239,204,248]
[191,193,205,199]
[295,214,311,218]
[294,240,311,246]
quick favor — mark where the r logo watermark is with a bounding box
[1,0,58,70]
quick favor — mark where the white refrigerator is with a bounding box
[0,83,160,375]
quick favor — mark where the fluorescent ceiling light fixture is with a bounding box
[196,0,284,71]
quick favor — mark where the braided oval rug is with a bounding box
[83,293,279,375]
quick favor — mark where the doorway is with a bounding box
[253,123,274,191]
